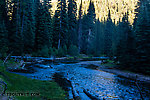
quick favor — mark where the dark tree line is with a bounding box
[0,0,149,74]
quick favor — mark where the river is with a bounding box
[12,61,150,100]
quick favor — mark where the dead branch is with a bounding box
[3,51,13,65]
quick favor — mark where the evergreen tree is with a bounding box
[0,10,8,58]
[86,0,96,54]
[104,10,113,57]
[53,9,61,48]
[93,19,105,56]
[135,2,150,73]
[68,0,77,46]
[81,14,88,54]
[116,14,136,68]
[53,0,68,49]
[23,0,36,53]
[81,0,96,54]
[35,0,52,51]
[77,0,83,53]
[9,0,23,55]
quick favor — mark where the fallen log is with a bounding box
[71,82,81,100]
[68,88,74,100]
[83,89,99,100]
[3,51,13,65]
[134,75,144,100]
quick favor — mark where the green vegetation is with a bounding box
[101,59,117,68]
[0,60,67,100]
[68,45,79,56]
[0,0,149,75]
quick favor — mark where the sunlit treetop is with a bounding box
[51,0,140,25]
[6,0,140,24]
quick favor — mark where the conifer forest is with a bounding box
[0,0,150,99]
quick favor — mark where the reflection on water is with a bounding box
[51,0,140,24]
[13,63,150,99]
[116,76,150,99]
[54,64,150,99]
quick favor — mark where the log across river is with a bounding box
[10,61,150,100]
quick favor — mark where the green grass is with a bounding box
[101,59,119,68]
[0,60,67,100]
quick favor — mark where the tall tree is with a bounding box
[23,0,36,53]
[35,0,52,50]
[77,0,83,53]
[53,9,61,48]
[93,19,105,56]
[9,0,23,55]
[68,0,77,46]
[135,2,150,73]
[81,0,96,54]
[116,14,136,68]
[86,0,96,54]
[104,10,113,57]
[53,0,68,49]
[0,0,8,58]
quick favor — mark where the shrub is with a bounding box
[0,46,8,59]
[68,45,79,56]
[34,46,49,57]
[57,47,65,57]
[63,45,67,56]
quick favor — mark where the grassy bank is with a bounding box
[0,60,67,100]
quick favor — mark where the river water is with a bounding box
[13,62,150,100]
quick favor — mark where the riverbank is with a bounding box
[0,60,67,100]
[77,61,150,83]
[3,59,150,99]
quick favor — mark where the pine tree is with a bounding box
[81,0,96,54]
[23,0,36,54]
[77,0,83,53]
[86,0,96,54]
[59,0,68,48]
[68,0,77,46]
[9,0,23,55]
[53,0,68,49]
[104,10,113,57]
[81,14,88,54]
[135,2,150,73]
[35,0,52,51]
[53,9,61,48]
[116,14,136,68]
[94,19,105,56]
[0,17,8,59]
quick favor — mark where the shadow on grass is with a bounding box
[0,60,67,100]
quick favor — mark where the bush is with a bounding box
[68,45,79,56]
[63,45,67,56]
[57,47,65,57]
[33,46,49,57]
[0,46,8,59]
[49,47,54,56]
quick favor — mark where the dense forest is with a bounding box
[0,0,150,74]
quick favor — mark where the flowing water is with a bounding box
[12,62,150,100]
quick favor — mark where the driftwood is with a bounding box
[83,89,100,100]
[3,51,13,65]
[135,75,144,100]
[68,88,74,100]
[22,64,26,69]
[71,82,80,100]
